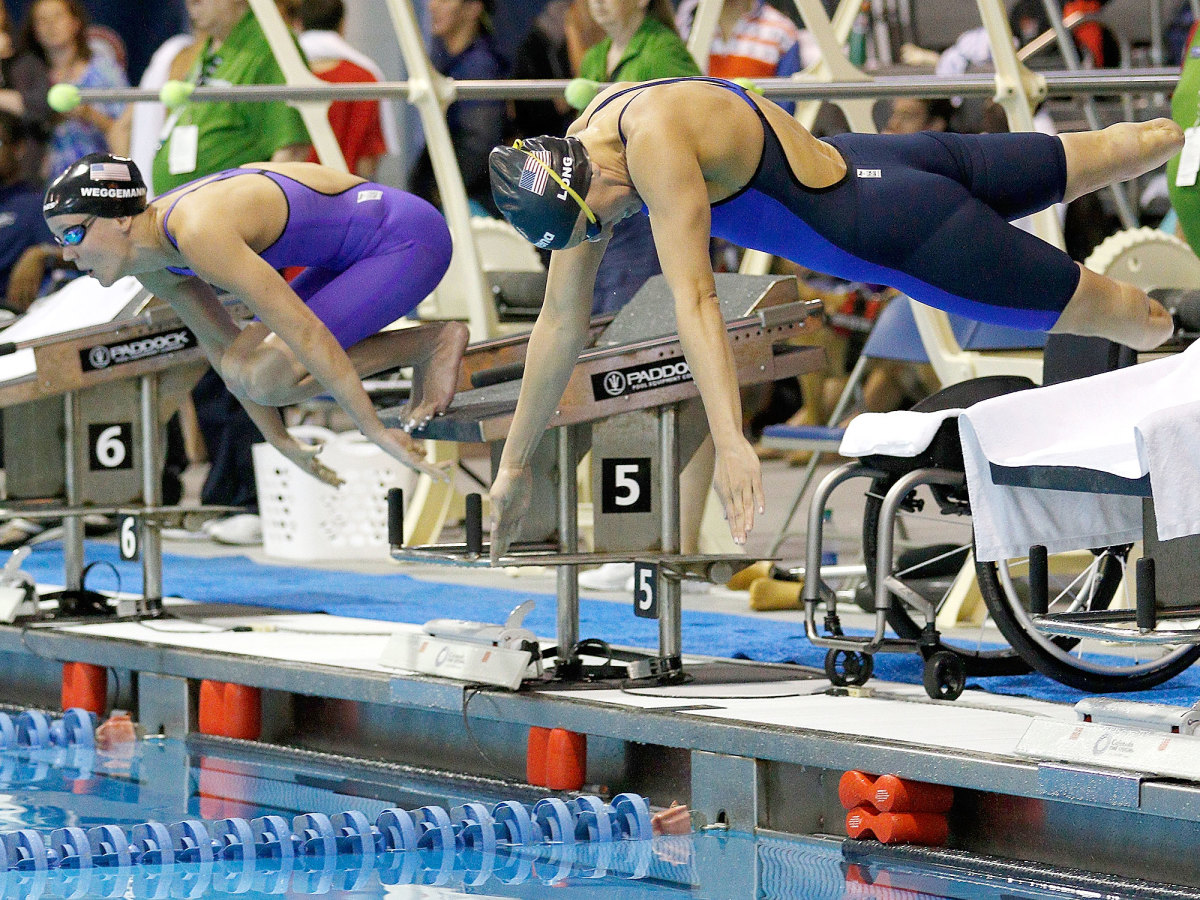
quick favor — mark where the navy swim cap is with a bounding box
[43,153,148,220]
[489,136,596,250]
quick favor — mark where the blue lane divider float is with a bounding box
[0,832,672,899]
[0,794,662,898]
[3,792,653,873]
[0,707,664,896]
[0,709,95,751]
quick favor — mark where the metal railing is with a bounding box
[69,68,1180,107]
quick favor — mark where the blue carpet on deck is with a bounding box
[22,541,1200,706]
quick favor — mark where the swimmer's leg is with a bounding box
[227,243,460,411]
[1060,118,1184,203]
[225,321,469,414]
[1050,264,1174,351]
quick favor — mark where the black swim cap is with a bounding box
[43,153,148,221]
[489,136,595,250]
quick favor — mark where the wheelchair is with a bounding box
[803,333,1200,699]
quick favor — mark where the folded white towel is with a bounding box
[960,417,1143,562]
[1135,398,1200,542]
[839,409,964,458]
[960,342,1200,561]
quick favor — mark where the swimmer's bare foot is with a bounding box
[1061,119,1185,203]
[402,321,469,432]
[1052,268,1175,352]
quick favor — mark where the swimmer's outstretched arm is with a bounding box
[489,238,608,562]
[160,226,444,480]
[628,128,764,544]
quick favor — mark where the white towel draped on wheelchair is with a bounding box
[839,341,1200,562]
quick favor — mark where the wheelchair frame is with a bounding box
[802,460,974,700]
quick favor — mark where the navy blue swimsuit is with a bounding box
[589,77,1080,330]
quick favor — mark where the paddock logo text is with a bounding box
[81,328,197,371]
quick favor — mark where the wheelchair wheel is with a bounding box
[923,651,966,701]
[825,649,874,687]
[862,474,1029,676]
[977,546,1200,692]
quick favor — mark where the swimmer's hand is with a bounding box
[278,439,344,488]
[651,801,692,836]
[713,439,765,546]
[371,427,454,482]
[489,464,532,564]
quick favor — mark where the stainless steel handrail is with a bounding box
[66,68,1180,106]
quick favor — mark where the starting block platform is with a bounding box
[385,274,825,683]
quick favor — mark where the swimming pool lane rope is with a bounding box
[0,707,658,884]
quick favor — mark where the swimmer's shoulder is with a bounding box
[569,80,646,134]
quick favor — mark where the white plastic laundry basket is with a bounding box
[252,426,417,561]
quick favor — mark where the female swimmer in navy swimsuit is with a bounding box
[43,153,464,484]
[487,76,1183,552]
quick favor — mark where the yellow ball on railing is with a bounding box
[564,78,602,111]
[160,80,195,109]
[47,83,81,113]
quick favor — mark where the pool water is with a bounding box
[0,734,1177,899]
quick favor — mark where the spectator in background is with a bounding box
[153,0,309,195]
[578,0,699,316]
[1062,0,1111,68]
[884,95,953,137]
[154,0,311,545]
[1167,0,1196,66]
[410,0,507,214]
[508,0,585,140]
[0,1,51,182]
[0,110,57,311]
[19,0,127,180]
[675,0,807,112]
[107,29,200,195]
[565,0,605,73]
[935,3,1058,136]
[296,0,399,180]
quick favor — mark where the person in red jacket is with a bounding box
[295,0,399,180]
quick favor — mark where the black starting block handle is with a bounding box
[1029,545,1048,616]
[387,488,404,547]
[0,342,16,358]
[465,493,483,557]
[470,362,525,389]
[1136,557,1157,631]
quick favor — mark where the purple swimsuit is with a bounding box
[159,168,453,348]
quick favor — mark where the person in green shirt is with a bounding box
[579,0,700,86]
[153,0,310,194]
[1168,24,1200,255]
[153,0,312,543]
[577,0,699,319]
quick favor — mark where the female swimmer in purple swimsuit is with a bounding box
[42,152,464,485]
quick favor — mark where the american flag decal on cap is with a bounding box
[517,150,551,195]
[90,162,131,181]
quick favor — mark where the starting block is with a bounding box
[0,277,245,616]
[384,274,826,683]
